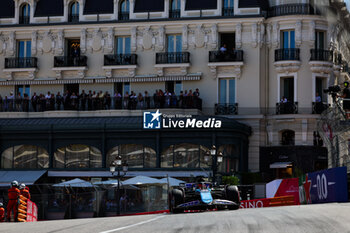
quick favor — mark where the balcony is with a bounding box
[3,57,38,80]
[215,103,238,115]
[169,10,180,18]
[276,102,298,115]
[118,12,129,20]
[5,57,37,69]
[309,49,333,74]
[103,54,138,78]
[155,52,190,76]
[19,16,30,24]
[268,4,317,17]
[68,14,79,23]
[312,102,329,114]
[222,7,234,16]
[209,50,243,63]
[275,48,300,62]
[53,56,87,79]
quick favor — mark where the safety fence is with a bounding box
[16,195,38,222]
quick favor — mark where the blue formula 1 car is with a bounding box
[168,182,240,213]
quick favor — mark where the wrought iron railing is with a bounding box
[68,14,79,23]
[310,49,333,62]
[169,10,180,18]
[268,4,315,17]
[54,56,87,67]
[275,48,300,61]
[276,102,298,114]
[312,102,329,114]
[215,103,238,115]
[19,16,30,24]
[222,7,234,16]
[209,50,243,62]
[118,12,129,20]
[104,54,137,66]
[156,52,190,64]
[5,57,38,69]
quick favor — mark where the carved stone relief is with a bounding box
[210,24,217,50]
[259,23,265,48]
[195,25,205,48]
[7,32,15,56]
[182,25,188,50]
[309,21,315,48]
[104,27,114,53]
[236,23,242,49]
[0,34,4,54]
[42,31,54,53]
[80,29,87,54]
[266,24,272,48]
[131,27,137,52]
[156,26,164,51]
[92,29,102,52]
[295,21,302,47]
[56,30,64,55]
[31,31,37,55]
[273,22,279,48]
[251,23,258,48]
[143,27,153,50]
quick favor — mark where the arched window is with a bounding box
[217,144,239,173]
[107,144,156,168]
[161,144,209,168]
[54,144,102,168]
[169,0,180,18]
[119,0,130,20]
[1,145,49,169]
[222,0,234,16]
[280,130,295,145]
[20,4,30,24]
[69,1,80,22]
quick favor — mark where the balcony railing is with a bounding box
[19,16,30,24]
[104,54,137,66]
[209,50,243,63]
[68,14,79,23]
[156,52,190,64]
[169,10,180,18]
[54,56,87,67]
[310,49,333,62]
[276,102,298,114]
[118,12,129,20]
[5,57,38,69]
[312,102,329,114]
[275,48,300,62]
[222,7,234,16]
[268,4,317,17]
[215,103,238,115]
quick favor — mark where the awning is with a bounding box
[95,75,201,83]
[0,79,94,86]
[270,162,293,169]
[48,171,209,178]
[0,170,47,187]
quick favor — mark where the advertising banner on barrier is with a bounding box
[240,198,270,209]
[299,167,348,204]
[266,178,300,205]
[26,200,38,222]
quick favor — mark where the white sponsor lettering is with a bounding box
[163,118,222,129]
[317,174,328,200]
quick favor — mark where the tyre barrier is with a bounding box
[17,195,28,222]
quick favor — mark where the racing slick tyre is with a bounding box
[225,185,240,210]
[169,188,184,214]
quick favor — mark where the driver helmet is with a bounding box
[344,81,349,88]
[0,202,3,207]
[19,183,26,190]
[11,180,19,187]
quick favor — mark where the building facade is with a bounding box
[1,0,349,183]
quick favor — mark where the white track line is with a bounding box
[99,215,166,233]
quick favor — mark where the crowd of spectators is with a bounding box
[0,88,202,112]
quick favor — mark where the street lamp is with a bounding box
[205,145,223,184]
[109,155,128,216]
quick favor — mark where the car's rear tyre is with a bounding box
[225,185,240,210]
[169,188,184,214]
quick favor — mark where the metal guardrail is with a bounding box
[104,54,137,66]
[214,103,238,115]
[276,102,298,114]
[209,50,243,62]
[54,56,87,67]
[275,48,300,62]
[5,57,38,69]
[156,52,190,64]
[310,49,333,62]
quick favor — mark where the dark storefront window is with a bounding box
[161,144,209,168]
[107,145,156,168]
[217,144,239,173]
[1,145,49,169]
[53,144,102,168]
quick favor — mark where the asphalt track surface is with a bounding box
[2,203,350,233]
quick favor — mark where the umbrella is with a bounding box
[93,179,122,185]
[53,178,94,188]
[160,177,185,186]
[122,176,167,185]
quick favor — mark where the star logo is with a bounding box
[303,175,312,204]
[143,110,162,129]
[151,110,162,122]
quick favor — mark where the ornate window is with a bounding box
[1,145,49,169]
[217,144,239,173]
[54,144,102,168]
[169,0,180,18]
[69,1,80,22]
[119,0,130,20]
[107,144,156,168]
[20,3,30,24]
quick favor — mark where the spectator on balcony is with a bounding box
[70,93,78,110]
[154,90,160,108]
[98,91,104,110]
[315,92,324,114]
[39,94,46,112]
[56,92,63,110]
[49,94,55,110]
[72,46,80,66]
[87,91,93,110]
[92,91,98,110]
[23,93,29,112]
[144,91,150,109]
[3,96,8,112]
[45,92,51,110]
[80,90,87,111]
[63,91,70,110]
[220,44,227,53]
[114,91,122,109]
[130,92,137,110]
[31,92,38,112]
[138,93,144,109]
[171,92,178,107]
[0,95,3,112]
[179,91,184,108]
[280,96,288,114]
[340,81,350,119]
[15,93,22,112]
[123,91,129,109]
[164,90,171,107]
[159,89,165,108]
[8,92,14,111]
[105,92,112,110]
